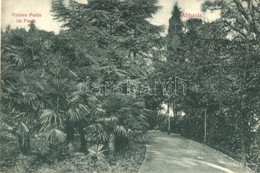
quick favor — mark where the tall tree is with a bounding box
[167,3,183,60]
[51,0,163,152]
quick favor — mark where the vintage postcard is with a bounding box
[1,0,259,173]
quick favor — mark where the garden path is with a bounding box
[139,130,255,173]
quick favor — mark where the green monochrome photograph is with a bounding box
[0,0,259,172]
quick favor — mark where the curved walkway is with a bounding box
[139,130,254,173]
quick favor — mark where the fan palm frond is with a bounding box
[114,125,128,138]
[88,144,106,159]
[40,109,63,125]
[78,104,90,113]
[20,69,36,77]
[47,128,66,145]
[88,95,101,105]
[68,107,83,121]
[68,91,82,104]
[16,92,39,109]
[127,128,135,139]
[12,55,24,66]
[16,122,29,136]
[86,123,109,143]
[68,102,90,122]
[94,108,106,116]
[97,116,118,126]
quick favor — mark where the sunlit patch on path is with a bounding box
[183,158,235,173]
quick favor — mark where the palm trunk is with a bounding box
[49,144,58,164]
[79,132,87,153]
[65,122,74,144]
[108,135,115,158]
[18,135,30,155]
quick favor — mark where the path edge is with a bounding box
[178,134,255,173]
[138,134,148,173]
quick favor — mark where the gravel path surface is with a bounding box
[139,130,255,173]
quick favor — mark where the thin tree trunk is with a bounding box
[167,102,171,135]
[204,108,207,143]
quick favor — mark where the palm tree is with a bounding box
[1,26,99,155]
[1,28,49,154]
[86,95,149,154]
